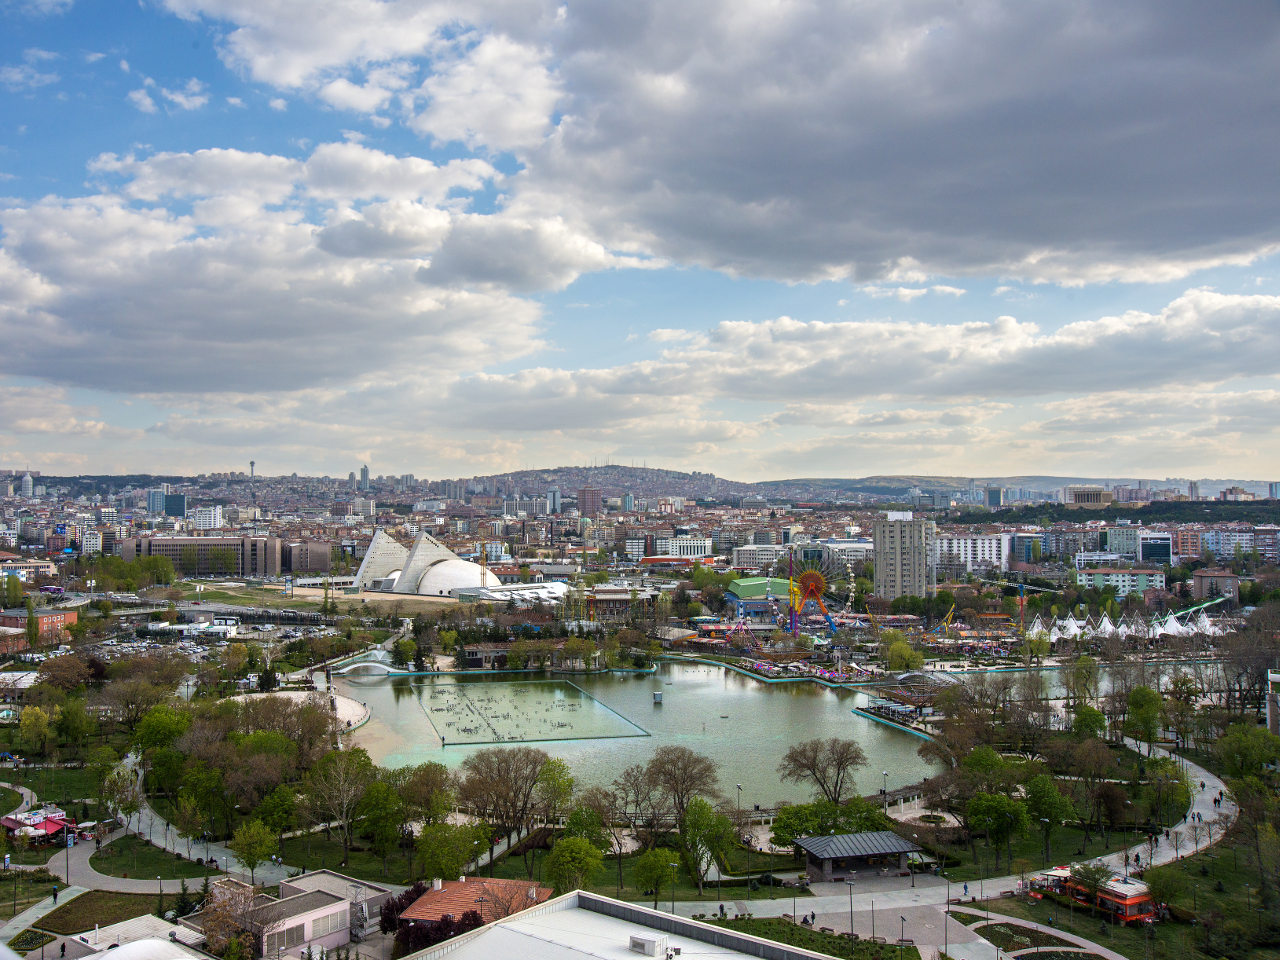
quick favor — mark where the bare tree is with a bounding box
[612,763,668,850]
[457,746,550,877]
[646,746,720,831]
[303,748,375,864]
[776,738,868,804]
[579,784,628,893]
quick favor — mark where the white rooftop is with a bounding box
[405,892,835,960]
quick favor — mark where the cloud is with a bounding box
[268,97,287,111]
[127,88,157,113]
[159,78,209,110]
[1,49,60,90]
[4,0,74,15]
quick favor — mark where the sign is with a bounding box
[67,833,74,848]
[3,854,9,869]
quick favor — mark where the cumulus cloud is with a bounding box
[127,88,157,112]
[159,77,209,110]
[1,49,60,90]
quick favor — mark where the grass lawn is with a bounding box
[0,874,60,924]
[278,832,411,886]
[706,917,920,960]
[3,767,101,811]
[937,823,1134,882]
[0,786,22,816]
[36,892,158,935]
[947,912,985,927]
[718,842,804,877]
[480,846,811,905]
[89,836,208,880]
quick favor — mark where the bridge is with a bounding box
[330,660,404,676]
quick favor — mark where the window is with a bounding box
[311,911,346,938]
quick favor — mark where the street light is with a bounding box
[669,863,678,915]
[1040,818,1050,866]
[737,784,750,902]
[910,834,917,887]
[845,878,855,938]
[882,771,889,813]
[899,915,906,960]
[942,872,950,957]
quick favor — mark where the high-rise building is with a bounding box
[872,514,937,600]
[163,493,187,517]
[622,492,635,512]
[578,487,603,517]
[547,488,562,514]
[985,487,1004,509]
[146,489,166,514]
[19,473,33,498]
[1270,482,1280,500]
[192,505,224,530]
[1188,480,1201,500]
[359,465,371,491]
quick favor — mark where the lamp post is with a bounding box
[737,784,750,902]
[899,915,906,960]
[669,862,678,915]
[882,772,889,813]
[846,878,855,938]
[1040,818,1050,866]
[871,898,875,941]
[911,834,917,887]
[943,872,950,958]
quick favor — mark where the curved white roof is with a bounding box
[415,558,500,596]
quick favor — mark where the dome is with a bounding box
[415,558,501,596]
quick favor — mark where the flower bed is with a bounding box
[978,921,1075,951]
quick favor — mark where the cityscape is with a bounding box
[3,2,1280,960]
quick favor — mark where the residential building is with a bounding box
[399,876,551,927]
[577,486,603,517]
[935,532,1011,575]
[1191,569,1239,602]
[872,514,937,599]
[192,505,223,530]
[81,530,103,555]
[1075,568,1166,596]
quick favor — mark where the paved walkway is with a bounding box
[668,741,1234,960]
[0,886,89,942]
[953,905,1130,960]
[1,782,39,817]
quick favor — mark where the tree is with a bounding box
[1125,686,1163,754]
[255,785,296,843]
[544,836,604,894]
[562,805,608,852]
[776,737,868,805]
[457,747,551,878]
[1215,723,1280,779]
[86,745,119,807]
[229,818,278,884]
[646,746,720,834]
[770,798,888,851]
[105,768,142,835]
[54,697,94,755]
[633,848,675,909]
[24,598,39,648]
[885,639,924,671]
[680,796,733,895]
[174,792,206,860]
[1071,705,1108,741]
[400,761,454,826]
[134,704,192,753]
[303,748,375,864]
[966,792,1029,871]
[3,575,21,608]
[1024,775,1075,861]
[1070,860,1114,917]
[37,654,90,692]
[536,757,574,826]
[416,822,489,882]
[18,706,51,756]
[612,764,667,850]
[360,780,406,876]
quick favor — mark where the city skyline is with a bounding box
[3,2,1280,480]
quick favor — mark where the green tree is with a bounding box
[544,836,604,894]
[359,780,406,876]
[3,575,21,608]
[416,822,489,882]
[134,704,192,753]
[1126,686,1163,754]
[770,797,888,850]
[18,706,51,755]
[633,848,675,909]
[536,757,575,825]
[1070,860,1113,917]
[680,796,733,895]
[1071,704,1108,741]
[1024,775,1075,862]
[54,698,95,755]
[255,785,296,842]
[24,598,39,648]
[229,818,278,884]
[966,792,1029,870]
[1215,723,1280,779]
[562,805,608,851]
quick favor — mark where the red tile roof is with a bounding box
[399,877,553,925]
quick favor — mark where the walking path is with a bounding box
[1,782,39,818]
[951,905,1130,960]
[0,885,90,942]
[668,740,1234,960]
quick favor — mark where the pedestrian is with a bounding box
[60,944,65,958]
[964,882,969,897]
[1200,780,1205,791]
[52,885,58,904]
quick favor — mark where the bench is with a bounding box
[819,927,834,934]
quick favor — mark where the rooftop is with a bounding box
[401,877,553,925]
[794,830,922,861]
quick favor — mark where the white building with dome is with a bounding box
[352,530,500,596]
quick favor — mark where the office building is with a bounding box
[163,494,187,518]
[872,514,937,600]
[985,486,1004,509]
[359,465,370,491]
[118,536,282,577]
[19,473,33,498]
[192,505,224,530]
[146,489,166,514]
[1270,482,1280,500]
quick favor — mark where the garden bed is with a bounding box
[978,921,1075,951]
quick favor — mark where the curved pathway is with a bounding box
[951,905,1129,960]
[666,741,1235,960]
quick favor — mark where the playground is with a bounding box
[416,679,649,746]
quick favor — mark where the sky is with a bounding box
[2,0,1279,483]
